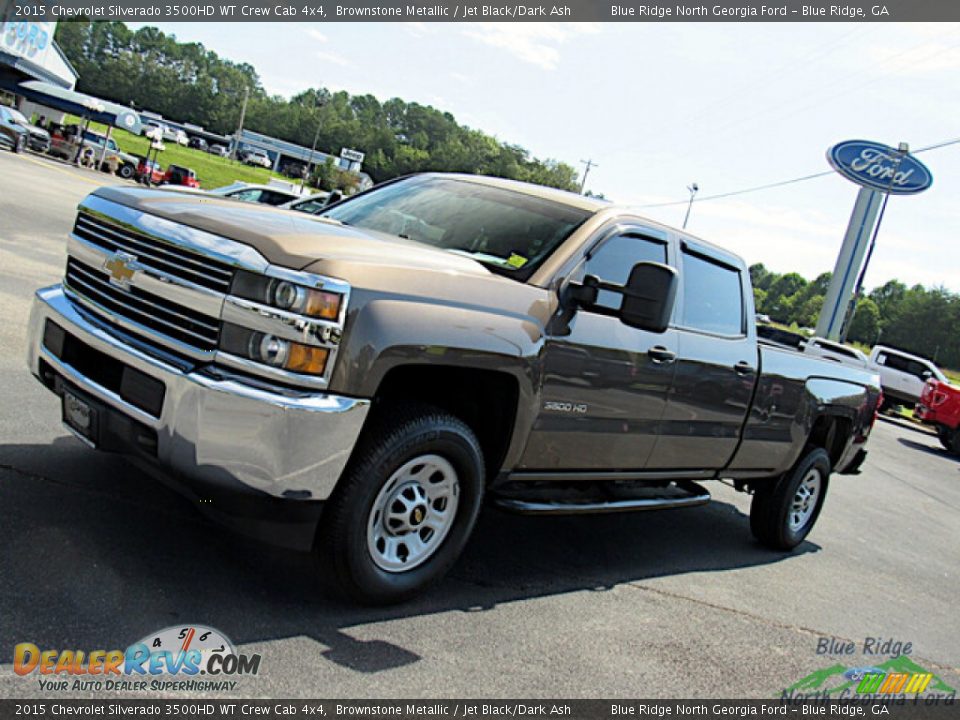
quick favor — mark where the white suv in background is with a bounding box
[241,148,272,168]
[803,337,869,369]
[868,345,946,409]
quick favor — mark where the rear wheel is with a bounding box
[14,134,26,154]
[316,405,485,605]
[750,448,831,551]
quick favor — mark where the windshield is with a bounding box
[321,176,591,279]
[7,108,28,124]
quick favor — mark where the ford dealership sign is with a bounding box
[827,140,932,194]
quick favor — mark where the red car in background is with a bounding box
[161,164,200,188]
[916,379,960,455]
[135,157,164,185]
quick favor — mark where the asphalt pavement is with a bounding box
[0,150,958,699]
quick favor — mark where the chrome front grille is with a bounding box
[73,211,235,293]
[65,258,220,352]
[63,193,351,388]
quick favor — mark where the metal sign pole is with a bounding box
[814,186,883,340]
[816,140,932,342]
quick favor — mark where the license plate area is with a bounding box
[61,386,100,447]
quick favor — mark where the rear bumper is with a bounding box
[27,285,371,546]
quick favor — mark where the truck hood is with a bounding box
[89,186,551,324]
[91,186,494,277]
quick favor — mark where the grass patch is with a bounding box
[64,115,312,190]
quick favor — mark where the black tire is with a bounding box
[843,448,867,475]
[118,163,135,180]
[14,134,26,154]
[316,404,485,605]
[937,426,951,451]
[946,428,960,457]
[750,448,831,551]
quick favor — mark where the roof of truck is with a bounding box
[434,173,611,213]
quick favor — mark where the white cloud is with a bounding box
[462,23,601,71]
[304,27,328,43]
[315,50,351,68]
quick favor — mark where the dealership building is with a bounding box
[0,15,77,94]
[1,10,372,190]
[234,128,373,189]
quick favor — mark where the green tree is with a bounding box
[53,22,579,191]
[847,298,881,345]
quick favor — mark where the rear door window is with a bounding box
[680,250,744,336]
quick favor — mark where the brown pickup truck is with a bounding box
[27,173,881,604]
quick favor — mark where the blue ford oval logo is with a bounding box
[827,140,932,194]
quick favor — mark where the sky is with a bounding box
[131,21,960,291]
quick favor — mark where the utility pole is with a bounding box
[683,183,699,229]
[231,86,249,161]
[578,159,597,194]
[301,97,327,193]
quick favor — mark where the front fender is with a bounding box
[330,296,548,469]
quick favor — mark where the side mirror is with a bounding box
[618,262,678,332]
[922,370,933,380]
[566,262,678,333]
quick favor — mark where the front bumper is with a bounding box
[28,285,370,515]
[28,135,50,153]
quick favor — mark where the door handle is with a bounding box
[734,361,755,375]
[648,346,677,364]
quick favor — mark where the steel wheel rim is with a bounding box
[367,454,460,573]
[788,468,821,531]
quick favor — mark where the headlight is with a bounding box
[220,324,329,375]
[232,271,342,320]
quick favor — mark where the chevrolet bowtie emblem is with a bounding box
[103,251,139,289]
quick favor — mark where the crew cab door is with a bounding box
[645,241,758,471]
[519,227,679,471]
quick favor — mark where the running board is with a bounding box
[492,480,711,515]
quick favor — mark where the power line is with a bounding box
[635,170,833,208]
[633,135,960,210]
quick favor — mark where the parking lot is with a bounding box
[1,149,958,699]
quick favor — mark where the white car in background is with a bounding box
[240,148,272,168]
[279,191,332,214]
[802,337,869,369]
[207,182,301,206]
[868,345,946,409]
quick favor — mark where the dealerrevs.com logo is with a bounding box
[13,625,261,693]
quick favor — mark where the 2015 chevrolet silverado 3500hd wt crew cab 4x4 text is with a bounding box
[27,173,882,604]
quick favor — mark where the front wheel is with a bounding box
[750,448,831,551]
[118,163,135,179]
[943,427,960,456]
[316,405,485,605]
[14,134,26,154]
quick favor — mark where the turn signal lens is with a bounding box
[247,333,329,375]
[302,289,341,320]
[286,344,329,374]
